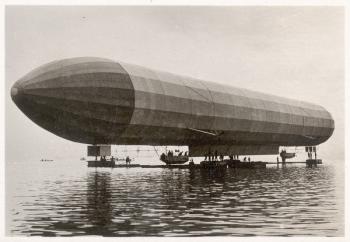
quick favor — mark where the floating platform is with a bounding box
[266,161,307,164]
[87,161,192,169]
[141,164,190,169]
[265,160,323,166]
[88,160,114,167]
[197,160,228,170]
[87,160,267,169]
[87,159,321,169]
[225,159,267,169]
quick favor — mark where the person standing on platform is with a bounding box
[126,156,131,166]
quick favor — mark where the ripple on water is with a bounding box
[6,163,344,236]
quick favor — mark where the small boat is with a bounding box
[280,150,295,159]
[40,159,53,162]
[281,152,295,159]
[160,153,189,165]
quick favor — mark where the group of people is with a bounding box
[204,151,252,162]
[242,157,251,162]
[99,155,131,165]
[99,156,108,162]
[166,150,188,157]
[204,150,228,162]
[100,156,116,162]
[228,154,240,160]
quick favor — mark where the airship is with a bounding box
[11,57,334,156]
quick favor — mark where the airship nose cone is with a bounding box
[10,83,24,106]
[11,57,135,144]
[10,86,18,97]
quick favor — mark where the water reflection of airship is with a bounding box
[11,57,334,156]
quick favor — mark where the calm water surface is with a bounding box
[6,161,344,236]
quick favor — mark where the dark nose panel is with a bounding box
[11,57,135,144]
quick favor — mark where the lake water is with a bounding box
[6,160,344,236]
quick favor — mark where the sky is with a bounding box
[5,6,344,163]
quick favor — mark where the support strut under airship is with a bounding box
[11,57,334,156]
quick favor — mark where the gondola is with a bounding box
[160,153,189,165]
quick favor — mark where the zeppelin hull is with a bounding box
[11,57,334,155]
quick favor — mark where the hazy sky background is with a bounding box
[5,6,344,163]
